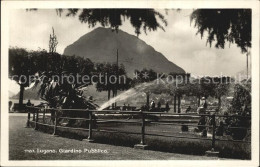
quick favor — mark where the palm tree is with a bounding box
[33,53,96,109]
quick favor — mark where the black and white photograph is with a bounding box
[1,1,259,166]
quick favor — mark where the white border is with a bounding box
[1,1,259,166]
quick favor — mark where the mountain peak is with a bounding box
[64,27,185,76]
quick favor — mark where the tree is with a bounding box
[188,77,231,111]
[95,63,113,100]
[33,53,96,109]
[56,9,167,36]
[29,52,98,127]
[9,47,38,110]
[131,68,158,108]
[188,80,203,107]
[191,9,251,53]
[199,77,217,99]
[115,64,132,93]
[95,63,130,103]
[191,9,252,79]
[49,27,58,53]
[213,77,231,111]
[9,47,96,109]
[230,79,251,114]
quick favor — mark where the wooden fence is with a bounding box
[25,106,251,156]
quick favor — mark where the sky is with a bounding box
[9,9,249,77]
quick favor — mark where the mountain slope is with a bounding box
[64,27,185,76]
[11,85,41,100]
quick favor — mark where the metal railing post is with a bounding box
[134,111,148,149]
[211,114,216,151]
[87,110,94,142]
[32,108,35,121]
[83,110,94,142]
[140,111,145,145]
[25,107,30,128]
[34,109,39,130]
[43,108,46,123]
[205,113,219,156]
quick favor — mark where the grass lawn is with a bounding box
[9,113,250,160]
[9,113,227,160]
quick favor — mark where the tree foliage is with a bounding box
[49,27,58,53]
[9,47,97,109]
[9,47,39,108]
[30,9,252,53]
[191,9,251,53]
[230,79,251,114]
[56,9,167,36]
[34,54,95,109]
[9,47,37,87]
[131,68,158,86]
[95,63,131,100]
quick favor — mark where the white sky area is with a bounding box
[9,9,249,95]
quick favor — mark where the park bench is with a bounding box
[12,103,34,112]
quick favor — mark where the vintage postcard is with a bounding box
[1,0,259,166]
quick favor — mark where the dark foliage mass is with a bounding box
[230,79,251,114]
[9,48,38,87]
[95,62,132,100]
[33,53,96,109]
[191,9,251,53]
[56,9,167,36]
[9,48,97,109]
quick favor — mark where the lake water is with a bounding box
[9,98,44,106]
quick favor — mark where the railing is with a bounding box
[25,106,251,155]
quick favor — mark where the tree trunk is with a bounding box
[218,96,221,110]
[197,96,201,107]
[174,95,176,113]
[112,89,116,108]
[177,95,181,113]
[19,84,25,110]
[146,93,150,109]
[108,89,111,100]
[114,89,117,107]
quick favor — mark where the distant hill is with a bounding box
[9,91,16,98]
[64,27,185,76]
[12,85,41,100]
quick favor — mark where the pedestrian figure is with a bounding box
[122,103,126,111]
[151,100,155,111]
[9,101,13,112]
[198,116,206,131]
[201,97,207,109]
[89,96,93,102]
[186,106,191,113]
[165,101,170,112]
[26,100,32,106]
[216,121,224,136]
[157,101,161,109]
